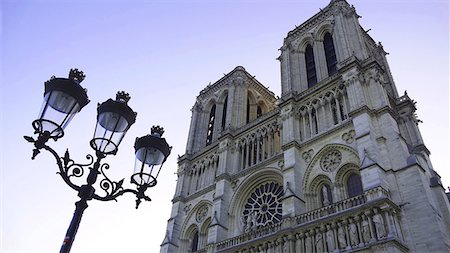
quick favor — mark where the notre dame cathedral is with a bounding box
[160,0,450,252]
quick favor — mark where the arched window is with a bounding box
[347,173,363,198]
[305,44,317,87]
[206,105,216,146]
[324,32,337,76]
[320,184,333,206]
[311,108,318,134]
[246,98,250,124]
[191,230,199,252]
[242,182,283,232]
[221,96,228,129]
[257,105,262,118]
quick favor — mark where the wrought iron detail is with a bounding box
[24,132,152,209]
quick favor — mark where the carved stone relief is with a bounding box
[195,205,209,223]
[320,149,342,172]
[302,149,314,164]
[342,129,356,144]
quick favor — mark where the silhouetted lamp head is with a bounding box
[132,126,171,188]
[90,91,137,156]
[33,69,90,139]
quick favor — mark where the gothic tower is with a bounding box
[161,1,450,252]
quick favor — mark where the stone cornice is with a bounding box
[281,140,302,151]
[178,185,215,203]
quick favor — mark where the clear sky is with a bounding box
[1,0,448,252]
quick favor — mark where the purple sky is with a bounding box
[1,0,449,252]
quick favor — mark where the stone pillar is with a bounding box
[298,51,308,92]
[314,39,327,81]
[290,49,301,93]
[280,46,291,96]
[208,179,230,244]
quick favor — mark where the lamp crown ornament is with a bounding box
[151,125,165,137]
[116,91,131,103]
[68,68,86,83]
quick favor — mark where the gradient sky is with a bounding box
[1,0,449,252]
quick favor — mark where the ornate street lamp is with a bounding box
[24,69,171,253]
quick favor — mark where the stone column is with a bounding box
[314,39,327,81]
[298,51,308,92]
[290,49,302,93]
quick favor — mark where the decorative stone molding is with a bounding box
[303,143,359,192]
[183,204,192,214]
[302,149,314,164]
[196,205,209,223]
[320,149,342,172]
[342,129,356,144]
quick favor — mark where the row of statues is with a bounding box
[233,207,397,253]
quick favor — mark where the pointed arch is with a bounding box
[206,104,216,146]
[302,143,360,193]
[228,168,283,237]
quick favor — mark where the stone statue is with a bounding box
[315,233,323,253]
[337,225,347,249]
[362,219,371,243]
[305,234,312,253]
[326,227,336,251]
[282,237,290,253]
[322,186,330,206]
[349,222,359,246]
[373,212,386,239]
[240,215,248,233]
[251,211,259,230]
[245,214,252,233]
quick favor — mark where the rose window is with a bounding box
[242,182,283,231]
[320,149,342,172]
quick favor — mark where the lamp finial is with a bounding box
[151,125,165,137]
[69,68,85,83]
[116,91,131,103]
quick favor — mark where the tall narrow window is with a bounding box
[206,104,216,146]
[191,231,199,252]
[305,44,317,87]
[257,105,262,118]
[246,98,250,124]
[347,173,363,198]
[221,96,228,129]
[324,32,337,76]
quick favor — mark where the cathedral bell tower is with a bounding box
[162,1,450,252]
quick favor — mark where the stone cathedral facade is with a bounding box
[160,1,450,252]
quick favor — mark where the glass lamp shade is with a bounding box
[131,126,171,187]
[33,69,89,139]
[90,91,136,155]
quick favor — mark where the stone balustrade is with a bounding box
[214,187,403,253]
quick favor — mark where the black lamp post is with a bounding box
[24,69,171,253]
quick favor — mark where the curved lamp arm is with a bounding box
[24,134,151,209]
